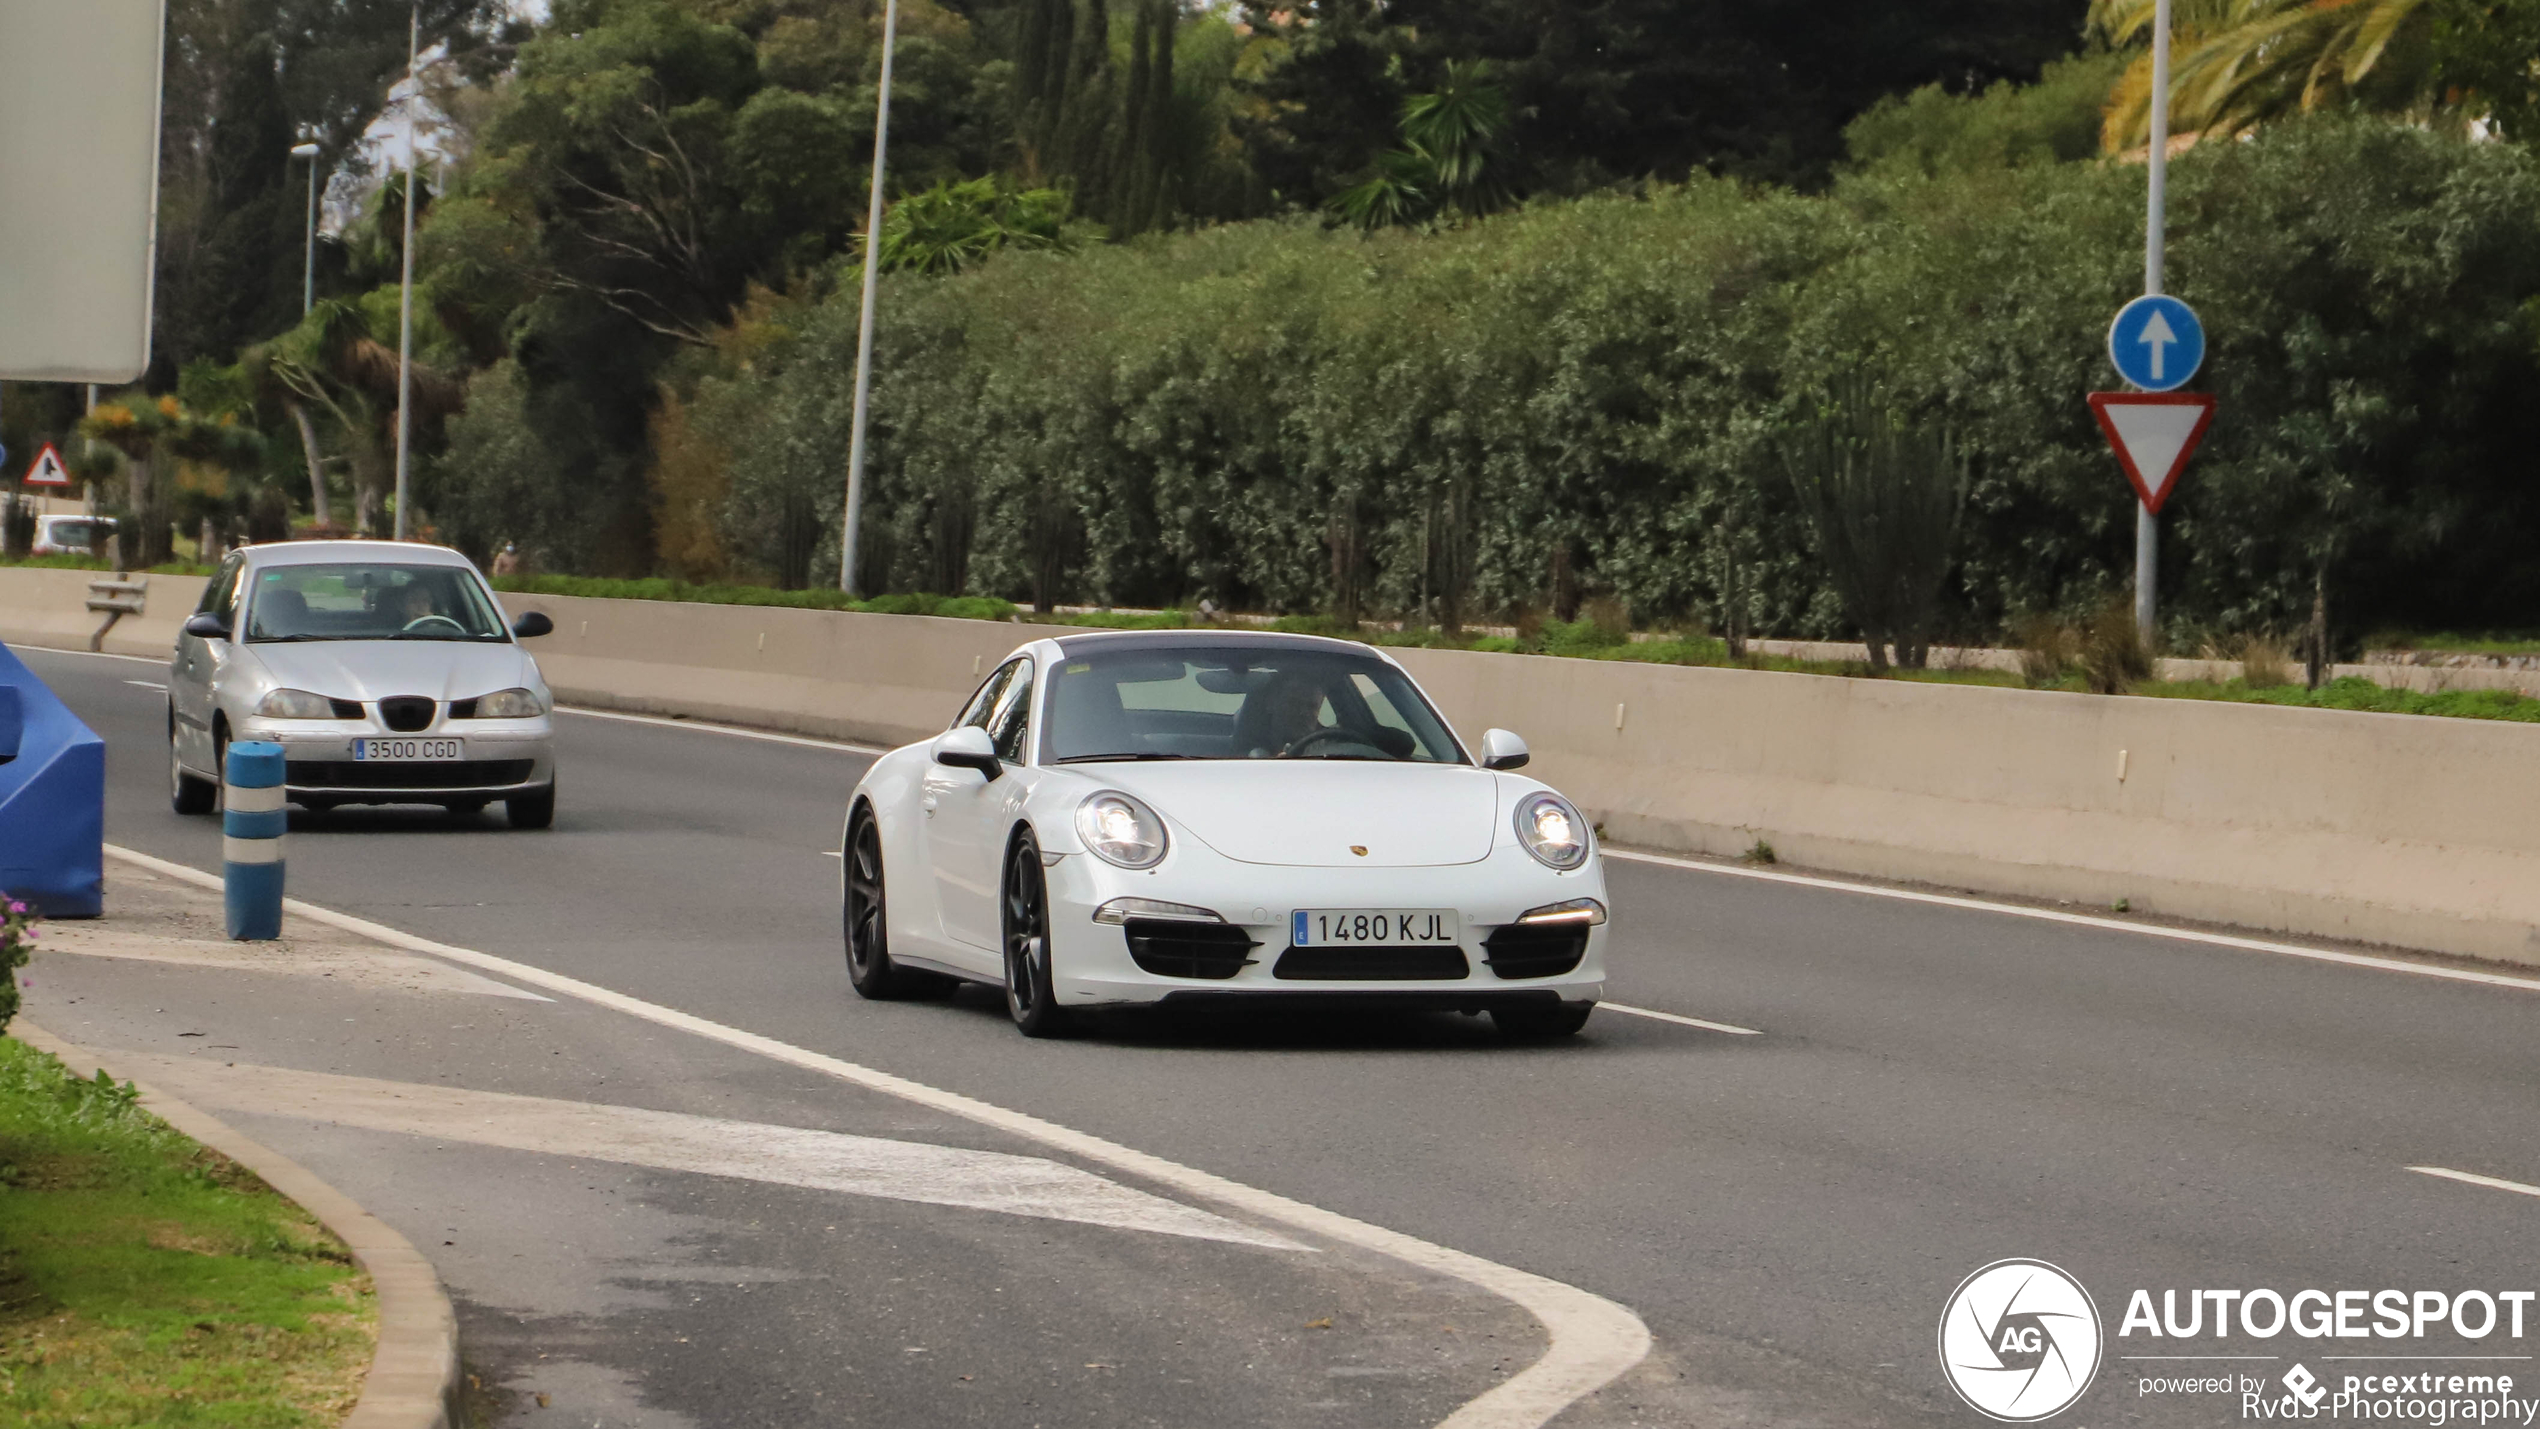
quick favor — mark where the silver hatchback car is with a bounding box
[166,540,560,826]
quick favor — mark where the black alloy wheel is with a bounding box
[1001,831,1072,1038]
[844,809,944,999]
[1490,1000,1595,1041]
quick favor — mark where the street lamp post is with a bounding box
[290,142,321,314]
[392,3,418,542]
[839,0,902,597]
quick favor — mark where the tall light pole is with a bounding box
[290,141,321,314]
[2137,0,2172,641]
[392,2,419,542]
[839,0,901,596]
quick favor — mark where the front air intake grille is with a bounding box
[287,759,534,791]
[1273,945,1470,981]
[377,696,437,731]
[1123,919,1258,980]
[327,698,364,719]
[1480,923,1589,980]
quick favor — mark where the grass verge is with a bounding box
[0,1037,373,1427]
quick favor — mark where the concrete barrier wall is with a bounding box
[0,567,208,661]
[8,567,2536,965]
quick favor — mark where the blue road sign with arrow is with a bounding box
[2108,294,2204,392]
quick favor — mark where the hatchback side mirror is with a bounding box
[511,611,555,639]
[182,612,231,641]
[1480,728,1530,771]
[934,724,1001,780]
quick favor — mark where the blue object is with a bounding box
[222,740,287,941]
[2108,294,2205,393]
[0,642,105,917]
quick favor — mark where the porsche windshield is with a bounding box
[1044,646,1466,764]
[244,563,509,643]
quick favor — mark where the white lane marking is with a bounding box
[125,679,166,691]
[2410,1166,2540,1200]
[822,850,843,858]
[556,705,890,756]
[1603,848,2540,995]
[1601,1002,1761,1037]
[106,1052,1300,1249]
[104,843,1651,1429]
[13,645,164,665]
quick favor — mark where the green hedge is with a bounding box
[688,116,2540,647]
[489,573,1017,622]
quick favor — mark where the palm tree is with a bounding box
[251,300,458,535]
[1333,61,1511,229]
[2089,0,2443,153]
[79,397,265,566]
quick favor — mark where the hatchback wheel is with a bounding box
[506,781,556,830]
[1001,833,1072,1038]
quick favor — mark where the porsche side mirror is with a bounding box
[511,611,554,639]
[1480,728,1530,771]
[934,725,1001,780]
[182,612,231,641]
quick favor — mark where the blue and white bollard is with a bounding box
[222,740,287,940]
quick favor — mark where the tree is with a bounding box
[1777,379,1969,671]
[1331,60,1510,228]
[873,179,1073,275]
[79,397,266,566]
[2092,0,2448,151]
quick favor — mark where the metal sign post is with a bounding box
[2135,0,2174,641]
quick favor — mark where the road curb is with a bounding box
[14,1020,462,1429]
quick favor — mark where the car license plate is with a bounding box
[1290,909,1460,946]
[352,737,463,762]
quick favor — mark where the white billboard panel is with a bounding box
[0,0,167,383]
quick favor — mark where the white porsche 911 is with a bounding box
[839,630,1608,1039]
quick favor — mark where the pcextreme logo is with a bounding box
[1939,1259,2105,1422]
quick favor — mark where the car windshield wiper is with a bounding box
[246,633,346,643]
[388,632,503,641]
[1052,753,1200,763]
[1278,752,1389,760]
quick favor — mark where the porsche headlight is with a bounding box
[462,687,548,719]
[1076,791,1168,870]
[1513,792,1591,870]
[256,688,339,719]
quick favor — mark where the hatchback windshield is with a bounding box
[1043,645,1465,764]
[244,563,509,643]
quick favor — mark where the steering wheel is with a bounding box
[401,614,467,635]
[1283,725,1380,758]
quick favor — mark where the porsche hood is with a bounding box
[1086,762,1500,868]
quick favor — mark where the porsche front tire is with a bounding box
[1001,831,1073,1038]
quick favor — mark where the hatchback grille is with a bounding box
[327,698,364,719]
[1273,945,1470,981]
[287,759,535,790]
[1122,920,1257,980]
[1480,923,1589,980]
[377,696,436,731]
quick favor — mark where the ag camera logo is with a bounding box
[1939,1259,2104,1421]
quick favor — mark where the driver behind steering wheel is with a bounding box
[1249,673,1338,757]
[390,580,441,631]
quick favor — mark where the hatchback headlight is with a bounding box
[1076,791,1168,869]
[1513,791,1591,870]
[256,688,339,719]
[463,687,548,718]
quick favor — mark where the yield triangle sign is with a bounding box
[22,443,70,487]
[2087,392,2215,515]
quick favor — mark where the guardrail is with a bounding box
[83,574,146,652]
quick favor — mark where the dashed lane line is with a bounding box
[2410,1166,2540,1200]
[105,1052,1303,1249]
[555,704,891,756]
[101,843,1653,1429]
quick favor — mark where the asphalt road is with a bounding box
[20,642,2540,1428]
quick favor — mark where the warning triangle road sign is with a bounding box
[2087,392,2215,515]
[22,443,70,487]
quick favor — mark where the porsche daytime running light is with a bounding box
[1515,897,1607,925]
[1514,792,1591,870]
[1076,791,1168,869]
[462,687,549,718]
[256,688,341,719]
[1093,897,1221,925]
